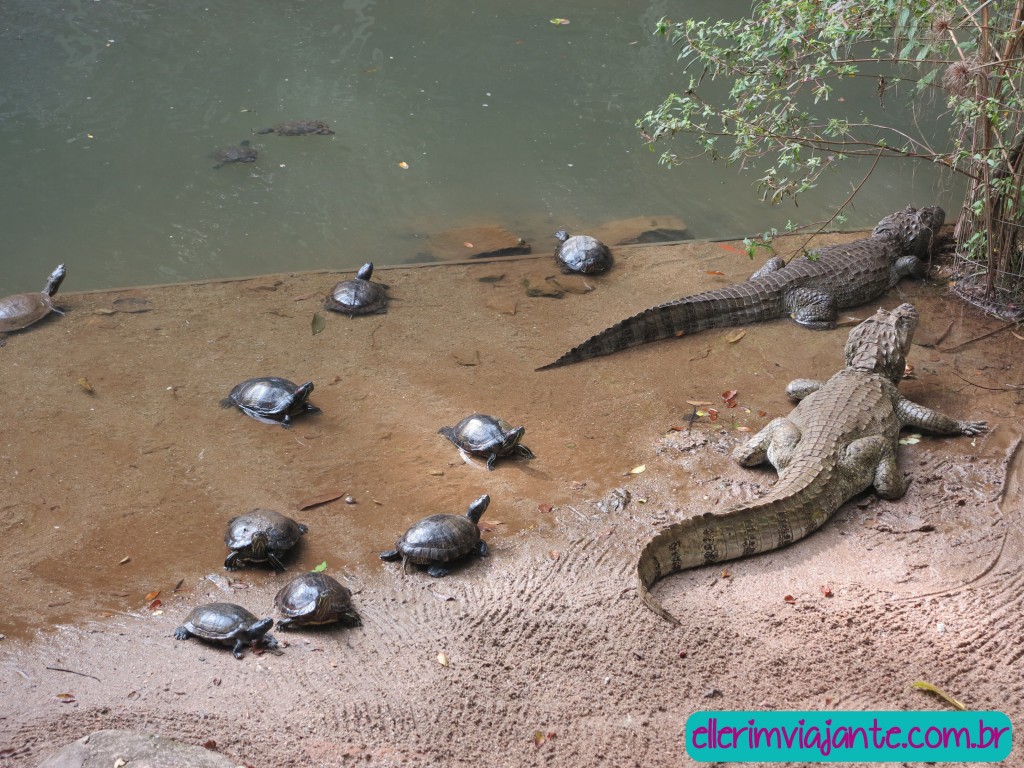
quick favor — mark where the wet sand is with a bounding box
[1,232,1022,766]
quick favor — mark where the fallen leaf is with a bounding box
[398,161,410,169]
[735,426,752,432]
[119,556,130,565]
[173,578,184,592]
[126,690,140,700]
[899,433,922,445]
[707,408,719,421]
[673,330,687,338]
[463,241,474,248]
[436,652,449,667]
[686,400,713,406]
[724,329,746,343]
[628,464,646,475]
[721,569,731,578]
[202,739,218,750]
[77,377,95,394]
[538,503,553,514]
[296,490,347,510]
[311,312,326,336]
[722,389,738,401]
[147,599,162,611]
[534,731,547,747]
[56,693,76,703]
[821,584,833,598]
[144,590,160,601]
[911,680,965,710]
[312,561,328,573]
[114,758,126,768]
[706,270,726,276]
[678,649,688,659]
[783,594,797,604]
[549,17,570,25]
[758,410,767,417]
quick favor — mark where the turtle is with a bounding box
[324,262,388,316]
[274,571,362,630]
[0,264,67,342]
[380,493,490,577]
[220,376,321,427]
[553,230,612,274]
[438,413,535,471]
[174,602,277,659]
[224,508,308,571]
[256,120,334,136]
[212,140,257,169]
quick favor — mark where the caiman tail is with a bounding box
[637,469,841,625]
[536,280,785,371]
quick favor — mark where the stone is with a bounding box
[37,729,243,768]
[427,225,531,260]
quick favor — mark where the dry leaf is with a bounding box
[820,585,833,598]
[707,408,719,421]
[118,556,130,565]
[296,489,347,510]
[144,590,160,601]
[706,270,725,276]
[758,410,767,417]
[398,161,410,169]
[463,241,474,248]
[202,739,218,750]
[735,426,752,432]
[148,599,162,611]
[311,312,326,336]
[533,731,547,747]
[911,680,965,710]
[114,759,126,768]
[56,693,76,703]
[783,594,797,604]
[721,569,731,578]
[628,464,646,475]
[436,652,449,667]
[77,377,94,394]
[724,329,746,343]
[686,400,713,406]
[538,503,553,514]
[722,389,738,401]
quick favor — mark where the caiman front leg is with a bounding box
[786,287,839,330]
[785,379,825,401]
[895,398,988,436]
[890,254,927,283]
[732,417,802,470]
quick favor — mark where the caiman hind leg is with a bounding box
[786,288,839,330]
[732,417,802,471]
[895,398,988,436]
[748,256,787,281]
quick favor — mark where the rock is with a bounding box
[427,225,531,260]
[590,215,692,246]
[596,487,631,514]
[37,729,242,768]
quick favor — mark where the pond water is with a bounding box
[1,0,958,291]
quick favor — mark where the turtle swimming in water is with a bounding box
[439,413,535,471]
[554,230,612,274]
[174,602,277,659]
[380,493,491,577]
[224,509,308,571]
[0,264,66,345]
[324,262,388,316]
[275,572,361,630]
[212,140,258,169]
[220,376,321,427]
[256,120,334,136]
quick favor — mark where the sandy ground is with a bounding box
[1,231,1022,767]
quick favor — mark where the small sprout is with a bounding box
[312,561,328,573]
[77,377,95,394]
[550,17,570,25]
[311,313,326,336]
[911,680,965,710]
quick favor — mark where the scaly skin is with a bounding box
[537,206,944,370]
[637,303,988,625]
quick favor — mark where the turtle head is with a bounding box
[553,230,570,243]
[500,425,526,452]
[292,381,315,405]
[247,616,274,641]
[43,264,66,297]
[356,263,374,281]
[465,493,490,524]
[250,530,269,558]
[844,303,918,382]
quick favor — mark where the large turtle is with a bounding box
[380,494,490,577]
[220,376,321,427]
[0,264,66,342]
[224,509,308,571]
[553,230,612,274]
[174,602,277,659]
[324,262,388,316]
[275,572,361,630]
[213,140,257,169]
[256,120,334,136]
[439,414,535,471]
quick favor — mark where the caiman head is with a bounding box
[872,205,945,259]
[844,303,918,383]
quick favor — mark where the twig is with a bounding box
[939,319,1020,351]
[950,371,1023,391]
[46,666,100,682]
[916,320,955,348]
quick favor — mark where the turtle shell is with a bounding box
[224,509,308,571]
[274,572,361,629]
[0,264,66,333]
[554,230,612,274]
[398,513,481,565]
[174,602,276,659]
[325,263,387,315]
[220,376,321,427]
[438,414,534,470]
[213,140,257,168]
[257,120,334,136]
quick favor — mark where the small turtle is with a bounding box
[212,140,257,169]
[174,602,277,659]
[553,230,612,274]
[256,120,334,136]
[220,376,321,427]
[275,572,361,630]
[439,413,535,471]
[0,264,66,341]
[325,262,388,316]
[224,508,308,571]
[380,493,490,577]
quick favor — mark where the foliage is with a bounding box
[640,0,1024,311]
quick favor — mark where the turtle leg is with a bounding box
[231,638,246,659]
[426,563,450,578]
[476,540,490,558]
[173,626,192,641]
[276,618,295,631]
[305,404,322,415]
[224,551,241,570]
[280,414,293,429]
[260,632,278,650]
[486,453,497,471]
[515,445,536,460]
[267,552,287,572]
[379,549,401,561]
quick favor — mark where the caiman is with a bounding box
[637,303,987,625]
[537,206,945,371]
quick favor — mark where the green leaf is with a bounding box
[312,561,328,573]
[311,312,326,336]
